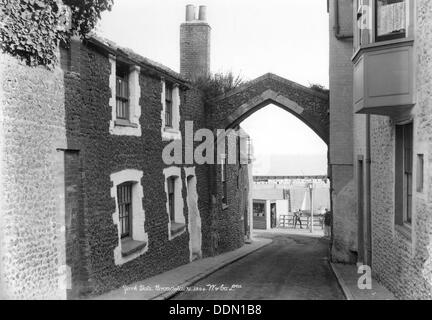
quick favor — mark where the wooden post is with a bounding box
[310,183,314,233]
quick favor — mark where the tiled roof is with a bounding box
[87,33,190,85]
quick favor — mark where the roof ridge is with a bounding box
[88,33,190,84]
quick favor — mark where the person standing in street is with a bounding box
[293,209,303,229]
[324,209,332,237]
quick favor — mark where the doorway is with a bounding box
[270,202,277,228]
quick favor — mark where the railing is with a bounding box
[278,214,324,229]
[254,175,328,182]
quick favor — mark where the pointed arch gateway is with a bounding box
[206,73,329,253]
[208,73,329,145]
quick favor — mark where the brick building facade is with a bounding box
[329,0,432,299]
[0,5,251,299]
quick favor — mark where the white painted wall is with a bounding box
[276,200,289,223]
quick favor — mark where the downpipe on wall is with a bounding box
[333,0,353,40]
[365,114,372,267]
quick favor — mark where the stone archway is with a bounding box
[206,73,330,255]
[207,73,329,144]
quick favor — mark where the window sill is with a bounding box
[395,223,412,242]
[121,238,147,257]
[170,222,186,237]
[164,127,181,134]
[162,127,182,141]
[352,37,414,62]
[115,119,138,128]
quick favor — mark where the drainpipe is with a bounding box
[333,0,354,40]
[365,114,372,267]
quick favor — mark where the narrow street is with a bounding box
[172,231,345,300]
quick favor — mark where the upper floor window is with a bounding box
[355,0,411,50]
[116,63,130,120]
[165,83,173,128]
[376,0,406,42]
[161,80,181,141]
[109,55,142,136]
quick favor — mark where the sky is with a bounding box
[240,105,327,175]
[97,0,329,175]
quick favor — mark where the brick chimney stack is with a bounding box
[180,5,211,80]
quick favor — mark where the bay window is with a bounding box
[376,0,406,42]
[352,0,414,116]
[354,0,411,50]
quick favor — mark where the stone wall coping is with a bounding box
[209,73,329,103]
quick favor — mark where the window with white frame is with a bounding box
[116,63,130,121]
[111,170,148,265]
[163,167,186,240]
[161,80,181,141]
[109,55,142,136]
[117,182,132,239]
[165,83,173,128]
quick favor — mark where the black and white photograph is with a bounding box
[0,0,431,306]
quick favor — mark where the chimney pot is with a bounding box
[185,4,196,21]
[180,5,211,79]
[198,6,207,21]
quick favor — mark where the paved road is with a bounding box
[172,231,344,300]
